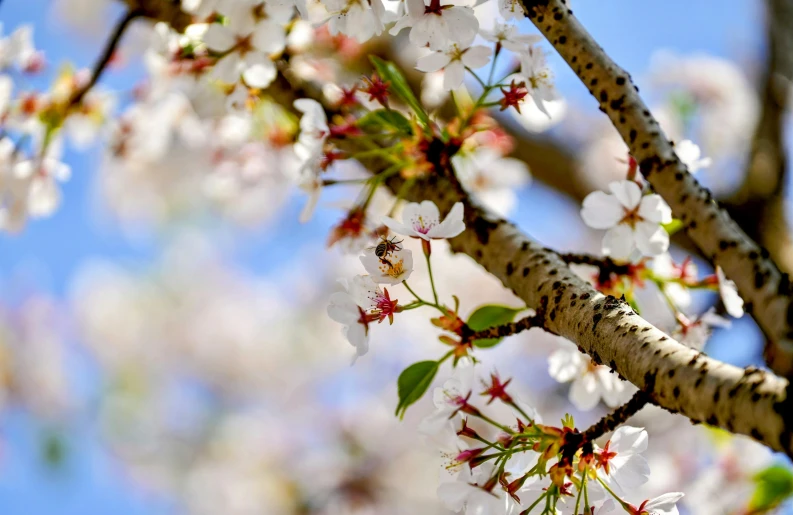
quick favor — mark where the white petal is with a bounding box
[638,194,672,224]
[203,24,236,52]
[212,53,241,83]
[442,60,465,91]
[602,224,635,259]
[415,51,451,73]
[569,373,601,411]
[548,349,582,383]
[252,22,286,54]
[242,55,277,88]
[581,191,623,229]
[634,221,669,257]
[610,426,648,454]
[609,180,642,209]
[461,46,491,69]
[429,201,465,239]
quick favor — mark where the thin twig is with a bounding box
[580,390,650,444]
[69,9,142,108]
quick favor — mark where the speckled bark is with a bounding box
[519,0,793,378]
[400,175,793,457]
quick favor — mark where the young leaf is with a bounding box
[467,304,523,348]
[396,360,439,418]
[662,218,683,236]
[749,464,793,513]
[357,109,412,135]
[369,55,431,128]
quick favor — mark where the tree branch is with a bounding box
[392,173,792,457]
[519,0,793,378]
[580,390,650,444]
[70,8,142,108]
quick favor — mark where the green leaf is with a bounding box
[467,304,523,348]
[369,56,431,128]
[357,109,412,135]
[749,464,793,513]
[396,360,439,418]
[663,219,684,236]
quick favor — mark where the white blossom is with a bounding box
[675,139,711,174]
[673,308,730,350]
[716,266,744,318]
[382,200,465,240]
[328,275,398,361]
[419,363,475,437]
[517,46,556,117]
[389,0,479,51]
[548,342,635,411]
[323,0,386,42]
[452,148,530,217]
[202,4,285,88]
[14,136,71,219]
[581,180,672,259]
[596,426,650,492]
[360,246,413,284]
[415,44,491,91]
[480,23,540,53]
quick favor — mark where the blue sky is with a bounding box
[0,0,782,513]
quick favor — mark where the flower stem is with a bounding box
[424,243,440,305]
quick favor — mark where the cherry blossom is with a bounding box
[327,275,400,361]
[517,46,556,117]
[480,23,541,52]
[602,492,685,515]
[389,0,479,51]
[651,253,697,310]
[581,180,673,259]
[415,44,491,91]
[595,426,650,492]
[360,246,414,284]
[437,462,506,513]
[294,98,329,163]
[382,200,465,240]
[548,341,635,411]
[451,148,530,217]
[202,4,286,88]
[716,266,744,318]
[13,136,71,219]
[324,0,387,42]
[675,139,712,174]
[419,363,475,436]
[673,308,730,350]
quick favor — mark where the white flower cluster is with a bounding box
[328,199,464,361]
[423,364,684,515]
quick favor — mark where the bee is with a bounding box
[369,234,403,262]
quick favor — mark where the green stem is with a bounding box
[523,490,548,513]
[466,67,488,89]
[425,248,440,306]
[597,477,630,511]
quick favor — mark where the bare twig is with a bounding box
[580,390,651,444]
[69,9,142,108]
